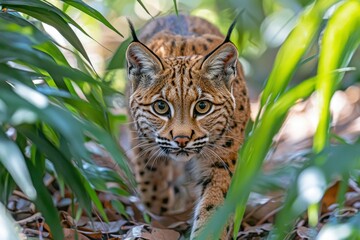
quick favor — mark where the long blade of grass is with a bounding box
[313,0,360,153]
[136,0,152,17]
[260,0,338,108]
[173,0,178,16]
[62,0,123,37]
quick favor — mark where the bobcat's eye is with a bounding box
[194,100,212,115]
[153,100,170,116]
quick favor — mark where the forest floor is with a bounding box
[8,85,360,240]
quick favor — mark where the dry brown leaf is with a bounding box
[296,226,318,240]
[60,211,76,228]
[63,228,91,240]
[77,229,103,239]
[123,225,180,240]
[244,194,282,224]
[321,181,355,211]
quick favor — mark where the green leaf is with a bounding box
[26,160,64,240]
[0,11,51,43]
[106,36,132,71]
[111,199,130,219]
[82,163,127,188]
[0,80,134,196]
[173,0,178,16]
[1,0,92,64]
[62,0,123,37]
[0,131,36,199]
[0,202,22,240]
[34,41,70,66]
[0,63,42,87]
[260,0,338,108]
[18,126,95,217]
[0,166,16,204]
[136,0,152,17]
[0,29,110,91]
[0,82,88,160]
[81,121,135,188]
[314,0,360,152]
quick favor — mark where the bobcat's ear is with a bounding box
[126,42,164,87]
[199,42,238,82]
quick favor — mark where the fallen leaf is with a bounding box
[296,226,318,240]
[63,228,91,240]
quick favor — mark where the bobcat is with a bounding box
[126,14,250,239]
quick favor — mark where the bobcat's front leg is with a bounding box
[190,156,236,240]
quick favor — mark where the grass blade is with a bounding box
[136,0,152,17]
[62,0,123,37]
[260,0,338,108]
[173,0,178,16]
[314,0,360,152]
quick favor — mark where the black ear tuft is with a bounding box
[201,11,242,67]
[224,10,243,43]
[126,18,164,71]
[127,18,139,42]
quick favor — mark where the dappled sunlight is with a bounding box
[297,167,326,205]
[317,224,352,240]
[10,109,37,125]
[13,82,49,109]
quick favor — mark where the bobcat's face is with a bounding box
[127,42,238,162]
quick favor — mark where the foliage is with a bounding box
[0,1,133,239]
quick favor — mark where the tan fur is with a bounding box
[126,14,250,239]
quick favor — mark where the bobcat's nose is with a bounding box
[173,135,190,148]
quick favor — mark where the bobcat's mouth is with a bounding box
[160,146,202,162]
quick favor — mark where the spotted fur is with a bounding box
[126,14,250,239]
